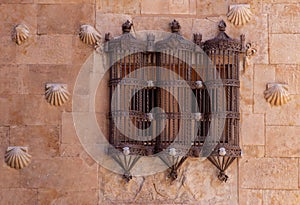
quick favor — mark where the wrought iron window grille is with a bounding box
[105,19,244,182]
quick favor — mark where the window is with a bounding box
[106,20,243,182]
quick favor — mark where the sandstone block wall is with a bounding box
[0,0,300,204]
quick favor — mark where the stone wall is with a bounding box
[0,0,300,204]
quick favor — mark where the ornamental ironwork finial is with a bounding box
[122,20,133,33]
[218,20,226,31]
[170,19,181,33]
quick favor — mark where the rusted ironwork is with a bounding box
[170,19,181,33]
[159,149,188,180]
[122,20,133,33]
[202,20,244,182]
[106,20,243,182]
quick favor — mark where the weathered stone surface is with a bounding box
[96,13,132,37]
[196,0,228,17]
[0,127,9,148]
[97,0,141,14]
[62,112,80,144]
[26,64,77,95]
[169,0,196,15]
[7,95,25,125]
[16,35,73,65]
[95,74,110,113]
[0,0,33,2]
[275,64,300,95]
[100,159,238,204]
[263,190,300,205]
[0,36,16,64]
[0,188,37,205]
[10,125,59,159]
[95,113,109,139]
[240,63,254,109]
[38,189,98,205]
[0,64,29,95]
[253,93,271,114]
[60,143,84,157]
[239,158,298,189]
[20,158,98,191]
[253,64,276,95]
[0,4,37,37]
[37,4,94,35]
[239,189,263,205]
[266,95,300,126]
[241,113,265,145]
[37,0,94,3]
[141,0,196,15]
[239,100,253,114]
[141,0,169,14]
[3,95,61,126]
[270,34,300,64]
[133,17,193,40]
[0,98,10,125]
[23,95,62,125]
[242,145,265,158]
[72,36,94,65]
[262,0,300,3]
[269,4,300,34]
[0,166,21,188]
[266,126,300,157]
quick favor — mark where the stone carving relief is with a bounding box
[5,146,31,169]
[79,24,101,47]
[45,83,70,106]
[264,83,291,106]
[227,4,252,26]
[12,24,29,45]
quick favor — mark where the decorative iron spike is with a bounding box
[218,20,227,31]
[207,155,237,183]
[105,33,111,41]
[109,147,140,183]
[193,33,202,46]
[123,171,133,182]
[122,20,133,33]
[159,149,187,181]
[170,19,181,33]
[218,171,229,182]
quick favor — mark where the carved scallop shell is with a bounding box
[79,25,101,45]
[264,83,291,106]
[5,147,31,169]
[45,83,70,106]
[12,24,30,45]
[227,4,252,26]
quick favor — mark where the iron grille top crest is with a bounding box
[203,20,245,52]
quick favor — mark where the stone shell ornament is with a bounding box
[264,83,291,106]
[5,146,31,169]
[227,4,252,26]
[45,83,70,106]
[12,24,30,45]
[79,25,101,45]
